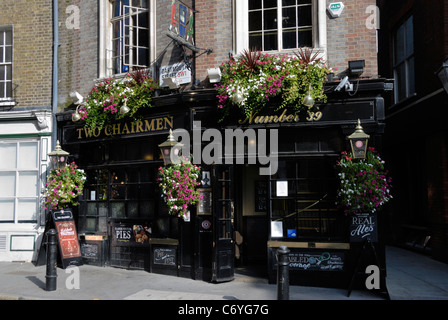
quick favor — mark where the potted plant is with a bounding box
[157,156,202,221]
[336,147,393,216]
[215,47,334,121]
[75,68,159,130]
[43,162,86,211]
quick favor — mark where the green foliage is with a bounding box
[157,157,202,220]
[215,48,333,121]
[43,162,86,211]
[76,69,159,130]
[336,148,393,215]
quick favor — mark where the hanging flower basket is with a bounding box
[43,162,86,211]
[157,156,202,220]
[75,69,159,130]
[336,147,393,215]
[215,48,334,121]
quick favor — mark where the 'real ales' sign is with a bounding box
[75,116,174,140]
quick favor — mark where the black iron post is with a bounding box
[277,246,290,300]
[45,229,58,291]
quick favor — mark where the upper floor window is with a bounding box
[235,0,327,58]
[393,15,415,103]
[110,0,150,75]
[0,26,13,104]
[249,0,312,51]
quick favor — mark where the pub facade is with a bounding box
[26,0,394,288]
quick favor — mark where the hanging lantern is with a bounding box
[348,120,370,159]
[158,129,184,165]
[48,140,70,169]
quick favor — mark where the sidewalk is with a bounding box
[1,246,448,301]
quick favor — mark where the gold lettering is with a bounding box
[237,110,322,125]
[105,125,112,136]
[164,117,173,129]
[77,128,83,139]
[135,121,144,133]
[130,122,136,133]
[84,127,101,138]
[144,119,155,131]
[156,118,163,130]
[112,123,121,135]
[121,123,130,135]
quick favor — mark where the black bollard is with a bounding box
[45,229,58,291]
[277,246,290,300]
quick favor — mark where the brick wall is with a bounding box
[0,0,53,108]
[327,0,378,78]
[57,0,98,110]
[195,0,233,83]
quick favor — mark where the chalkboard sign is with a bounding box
[349,212,378,243]
[287,251,344,272]
[81,243,98,258]
[51,209,83,269]
[153,247,177,266]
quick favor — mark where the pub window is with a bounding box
[249,0,312,51]
[269,159,346,241]
[393,15,415,103]
[109,0,150,75]
[0,26,13,105]
[0,140,40,223]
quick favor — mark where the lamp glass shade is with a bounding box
[48,140,70,169]
[348,120,370,159]
[158,130,184,165]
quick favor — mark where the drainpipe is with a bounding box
[52,0,59,150]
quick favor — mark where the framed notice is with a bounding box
[197,188,212,215]
[276,181,288,197]
[51,209,83,269]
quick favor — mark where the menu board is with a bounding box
[287,251,344,272]
[52,209,83,269]
[153,247,177,266]
[349,212,378,243]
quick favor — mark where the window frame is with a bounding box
[235,0,327,59]
[100,0,156,78]
[0,139,41,224]
[393,15,415,103]
[0,25,14,106]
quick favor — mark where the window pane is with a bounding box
[19,142,38,169]
[249,32,263,51]
[395,63,406,102]
[283,0,296,6]
[283,29,296,49]
[0,65,4,80]
[5,30,12,45]
[249,11,263,31]
[0,172,16,197]
[297,28,312,47]
[111,202,125,218]
[297,5,312,26]
[18,172,38,197]
[265,32,278,51]
[0,200,14,221]
[406,16,414,56]
[408,57,415,95]
[17,199,37,221]
[5,46,12,62]
[282,7,296,28]
[249,0,262,10]
[0,143,16,169]
[264,9,277,30]
[394,24,405,64]
[264,0,277,8]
